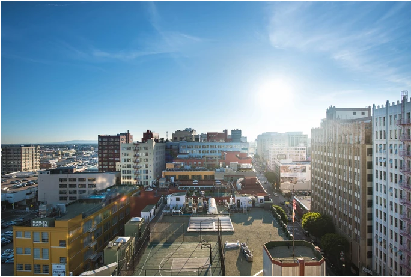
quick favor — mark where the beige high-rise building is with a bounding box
[373,93,411,276]
[1,145,40,174]
[311,106,373,274]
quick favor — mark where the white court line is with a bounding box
[254,269,263,276]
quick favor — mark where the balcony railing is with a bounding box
[399,150,411,158]
[398,118,411,125]
[400,212,411,224]
[88,240,97,248]
[400,167,411,175]
[400,229,411,240]
[400,198,411,208]
[400,135,411,141]
[399,180,411,191]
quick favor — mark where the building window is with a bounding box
[41,232,49,242]
[43,265,49,274]
[17,264,23,271]
[16,247,23,254]
[34,248,40,259]
[59,240,66,247]
[25,231,31,238]
[16,231,23,238]
[34,264,41,273]
[25,248,31,254]
[60,257,67,264]
[42,248,49,259]
[25,264,31,271]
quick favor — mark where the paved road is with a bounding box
[254,164,338,276]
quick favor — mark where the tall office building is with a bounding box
[98,131,133,172]
[1,145,40,174]
[373,93,411,276]
[311,106,373,274]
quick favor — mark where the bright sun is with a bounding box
[256,78,294,109]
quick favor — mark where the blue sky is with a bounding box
[2,1,411,144]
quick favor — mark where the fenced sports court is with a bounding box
[118,215,225,276]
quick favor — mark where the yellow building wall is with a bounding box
[162,171,215,179]
[14,189,135,276]
[14,226,68,276]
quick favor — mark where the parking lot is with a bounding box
[1,209,38,276]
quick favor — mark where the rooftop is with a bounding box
[57,185,138,220]
[141,204,155,213]
[264,241,323,262]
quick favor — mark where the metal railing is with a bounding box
[397,118,411,125]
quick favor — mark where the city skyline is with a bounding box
[2,1,411,144]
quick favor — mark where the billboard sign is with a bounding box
[280,164,311,192]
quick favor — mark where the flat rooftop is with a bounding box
[265,241,322,262]
[141,204,155,213]
[58,185,138,220]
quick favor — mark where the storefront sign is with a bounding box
[52,264,66,276]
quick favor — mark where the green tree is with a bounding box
[302,212,335,238]
[321,233,349,256]
[273,205,287,224]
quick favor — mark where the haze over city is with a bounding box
[2,1,411,144]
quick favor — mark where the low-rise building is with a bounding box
[13,185,138,276]
[38,167,120,205]
[263,241,326,276]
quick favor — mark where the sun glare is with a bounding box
[256,78,294,109]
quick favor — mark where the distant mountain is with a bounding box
[40,140,98,145]
[62,140,98,144]
[2,140,98,145]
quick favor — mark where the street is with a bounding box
[254,163,336,276]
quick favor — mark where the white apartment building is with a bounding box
[38,168,120,205]
[311,106,373,274]
[373,94,411,276]
[120,139,166,187]
[268,146,306,171]
[256,132,308,162]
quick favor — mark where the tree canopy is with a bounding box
[321,233,349,263]
[302,212,335,238]
[273,205,288,224]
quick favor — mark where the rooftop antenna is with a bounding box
[166,131,168,141]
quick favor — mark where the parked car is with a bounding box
[8,221,17,225]
[2,255,12,263]
[10,181,16,184]
[4,231,13,235]
[22,179,29,182]
[4,258,14,264]
[1,223,9,228]
[3,249,13,254]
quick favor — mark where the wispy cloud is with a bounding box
[267,2,411,87]
[145,1,205,65]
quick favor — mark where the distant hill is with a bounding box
[48,140,98,144]
[1,140,98,145]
